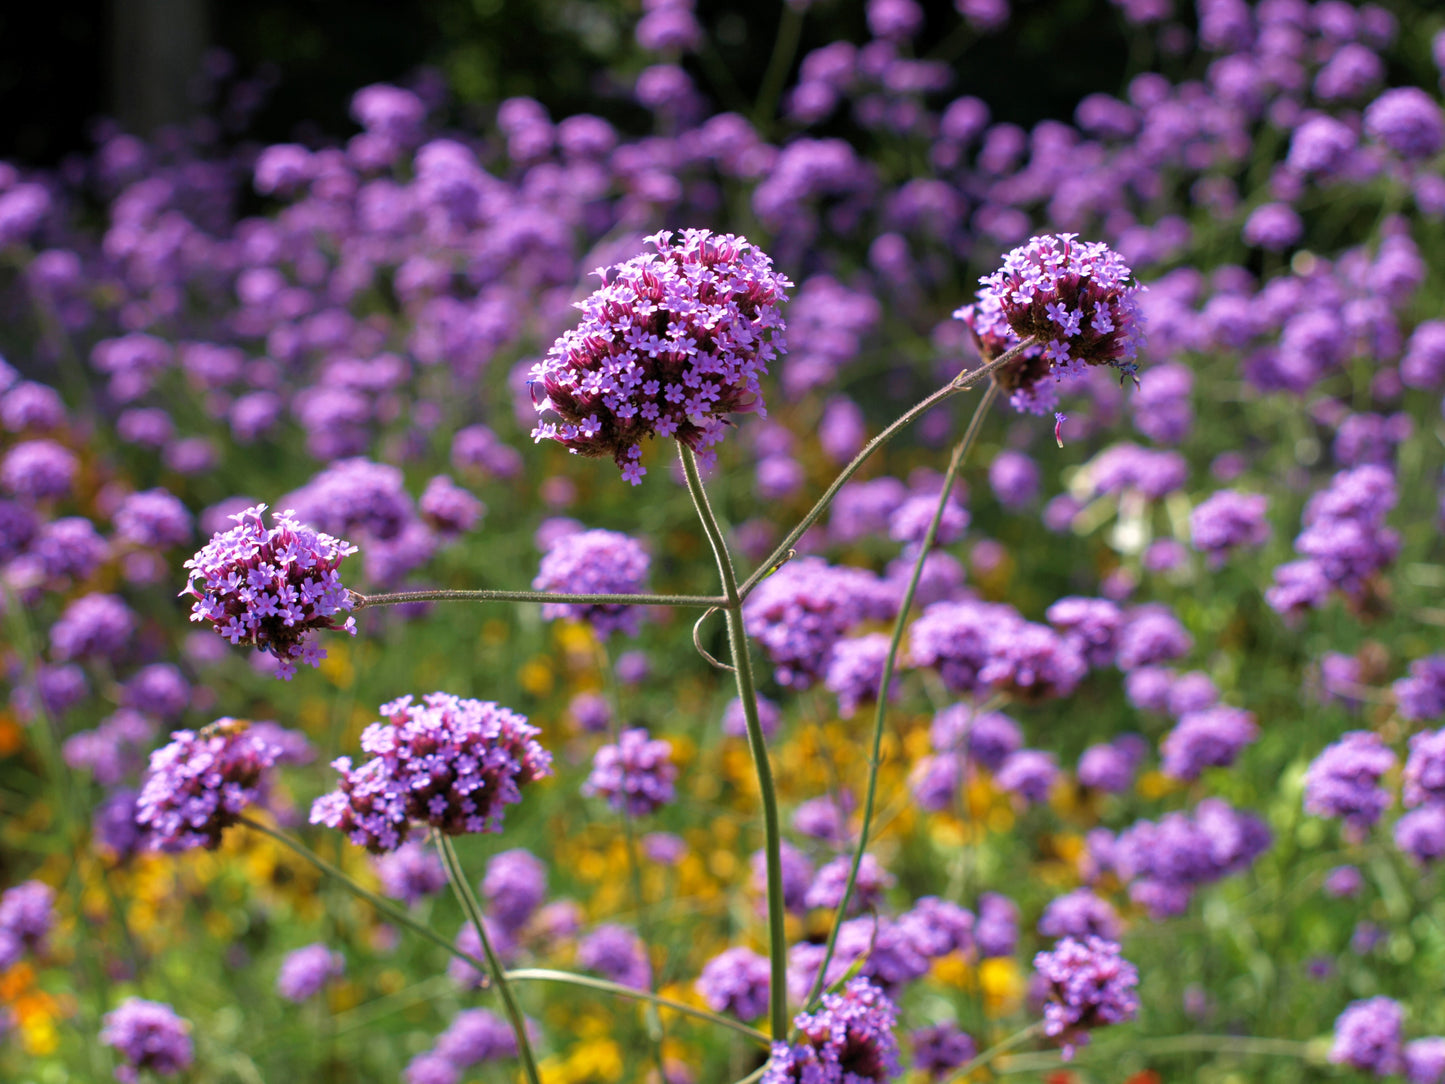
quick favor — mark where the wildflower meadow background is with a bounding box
[3,0,1445,1081]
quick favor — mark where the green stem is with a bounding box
[678,443,790,1042]
[736,339,1033,602]
[997,1033,1315,1072]
[353,588,724,610]
[435,833,543,1084]
[237,817,487,971]
[752,3,806,130]
[237,820,764,1044]
[942,1022,1043,1083]
[800,380,1000,1015]
[504,969,771,1047]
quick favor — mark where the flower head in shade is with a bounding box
[0,881,55,969]
[373,841,448,906]
[533,528,650,637]
[824,633,899,718]
[1038,889,1121,942]
[956,234,1144,414]
[309,693,552,853]
[1190,491,1270,564]
[762,977,901,1084]
[996,750,1059,805]
[1303,730,1396,839]
[1033,936,1139,1060]
[805,853,895,913]
[1397,658,1445,724]
[975,893,1019,958]
[135,720,285,852]
[1046,597,1122,667]
[1395,806,1445,866]
[1364,87,1445,160]
[482,848,547,933]
[1330,997,1405,1075]
[276,943,345,1002]
[697,946,771,1021]
[1405,728,1445,807]
[911,1024,977,1078]
[583,727,676,816]
[578,924,651,990]
[100,998,193,1082]
[181,504,357,680]
[49,593,137,663]
[432,1008,519,1068]
[1405,1038,1445,1084]
[1160,706,1258,781]
[530,228,792,483]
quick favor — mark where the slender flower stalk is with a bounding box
[679,442,790,1041]
[737,338,1033,601]
[801,379,1001,1015]
[941,1022,1044,1083]
[352,587,725,609]
[504,969,771,1047]
[434,832,543,1084]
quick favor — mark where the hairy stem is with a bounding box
[737,339,1032,601]
[352,587,724,610]
[435,833,543,1084]
[800,380,1000,1015]
[679,442,790,1042]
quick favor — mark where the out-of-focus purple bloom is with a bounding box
[449,917,518,988]
[1160,706,1258,781]
[49,593,136,663]
[1395,806,1445,866]
[989,450,1040,509]
[754,842,814,915]
[1405,728,1445,807]
[824,633,899,718]
[310,693,551,853]
[584,727,676,816]
[482,849,547,932]
[762,978,900,1084]
[534,528,650,637]
[1402,320,1445,389]
[124,664,189,721]
[805,853,894,913]
[1167,671,1219,715]
[63,710,155,785]
[569,691,612,734]
[1115,606,1192,671]
[996,750,1058,805]
[1113,799,1272,917]
[419,476,484,537]
[276,943,345,1002]
[181,504,356,680]
[1,439,77,502]
[1304,730,1396,837]
[743,558,887,688]
[374,841,448,906]
[578,924,651,990]
[793,795,850,846]
[1364,87,1445,160]
[1077,740,1141,793]
[1331,997,1404,1075]
[975,893,1019,958]
[956,234,1145,415]
[136,720,285,852]
[101,998,193,1082]
[1034,936,1139,1060]
[888,492,968,546]
[830,478,908,545]
[114,489,192,549]
[697,946,770,1021]
[1190,491,1269,563]
[1038,889,1121,943]
[1243,203,1303,250]
[1324,865,1364,898]
[531,229,791,483]
[94,789,143,862]
[1405,1038,1445,1084]
[1046,597,1123,668]
[1397,658,1445,723]
[911,1023,976,1077]
[433,1008,518,1068]
[0,881,55,969]
[722,695,781,739]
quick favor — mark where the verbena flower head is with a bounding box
[532,528,650,637]
[100,998,193,1082]
[135,720,285,852]
[578,923,652,990]
[1033,936,1140,1060]
[697,946,771,1021]
[763,977,902,1084]
[956,234,1145,414]
[181,503,357,680]
[583,727,677,815]
[0,880,55,969]
[530,228,792,483]
[374,841,448,906]
[309,693,552,853]
[276,943,345,1002]
[1331,997,1405,1075]
[1397,658,1445,723]
[1303,730,1396,839]
[482,848,547,932]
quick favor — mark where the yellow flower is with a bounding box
[979,957,1025,1016]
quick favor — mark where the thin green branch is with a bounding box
[800,380,1001,1016]
[352,588,725,610]
[435,833,543,1084]
[504,969,771,1047]
[752,3,806,129]
[736,340,1033,602]
[679,442,790,1042]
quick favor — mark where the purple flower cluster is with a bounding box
[135,720,287,851]
[0,880,55,970]
[578,923,651,990]
[1396,657,1445,723]
[1268,465,1399,616]
[405,1009,518,1084]
[1189,490,1270,564]
[276,943,345,1002]
[1160,706,1258,781]
[583,727,676,816]
[742,557,889,688]
[957,234,1145,414]
[908,599,1084,700]
[823,633,898,718]
[181,503,357,680]
[482,848,547,932]
[310,693,552,852]
[533,528,650,637]
[1303,730,1397,839]
[373,840,448,906]
[763,977,901,1084]
[1331,997,1404,1076]
[1034,936,1139,1060]
[100,998,194,1082]
[696,946,771,1021]
[530,228,792,483]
